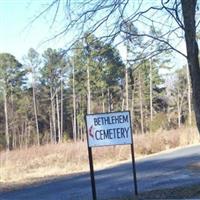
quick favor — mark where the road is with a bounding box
[0,144,200,200]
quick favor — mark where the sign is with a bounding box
[85,111,138,200]
[86,111,132,147]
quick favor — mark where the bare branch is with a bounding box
[161,0,184,29]
[121,30,187,58]
[50,0,61,29]
[32,0,189,61]
[26,0,60,28]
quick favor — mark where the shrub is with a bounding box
[149,112,168,132]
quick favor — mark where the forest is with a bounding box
[0,32,193,151]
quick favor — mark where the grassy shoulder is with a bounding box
[0,127,200,189]
[112,184,200,200]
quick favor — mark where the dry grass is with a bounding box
[135,127,200,155]
[112,184,200,200]
[0,127,199,188]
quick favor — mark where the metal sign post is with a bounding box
[88,147,97,200]
[85,111,138,199]
[85,115,97,200]
[130,112,138,196]
[131,143,138,195]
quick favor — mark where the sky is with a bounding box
[0,0,187,68]
[0,0,67,61]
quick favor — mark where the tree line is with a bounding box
[0,34,193,151]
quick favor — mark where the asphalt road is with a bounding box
[1,144,200,200]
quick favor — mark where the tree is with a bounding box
[41,48,66,143]
[35,0,200,133]
[121,22,168,132]
[71,34,124,104]
[131,59,165,133]
[181,0,200,130]
[69,34,125,139]
[0,53,25,150]
[172,68,188,127]
[25,48,41,145]
[186,64,192,126]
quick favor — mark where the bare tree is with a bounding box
[181,0,199,129]
[34,0,200,132]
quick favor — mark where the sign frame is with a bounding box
[86,111,133,147]
[85,111,138,200]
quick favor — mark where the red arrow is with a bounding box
[89,125,94,138]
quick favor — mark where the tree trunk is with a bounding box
[10,86,14,149]
[77,121,80,141]
[13,131,16,149]
[125,41,129,110]
[73,60,77,142]
[80,123,83,141]
[181,0,200,132]
[56,92,61,142]
[87,63,91,114]
[125,68,129,110]
[186,64,192,126]
[32,74,40,146]
[60,80,63,141]
[107,88,111,112]
[50,87,56,143]
[139,71,144,134]
[177,89,181,128]
[102,89,105,112]
[24,120,28,149]
[121,85,125,111]
[131,82,135,132]
[150,59,153,122]
[49,112,53,143]
[4,88,9,151]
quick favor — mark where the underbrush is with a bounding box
[135,127,199,154]
[0,127,199,185]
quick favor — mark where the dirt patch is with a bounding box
[112,184,200,199]
[188,162,200,171]
[139,184,200,199]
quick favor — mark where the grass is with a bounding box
[111,184,200,199]
[0,127,200,190]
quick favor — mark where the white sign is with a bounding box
[86,111,132,147]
